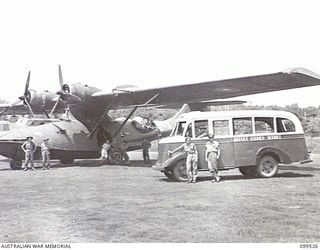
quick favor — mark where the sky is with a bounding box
[1,0,320,107]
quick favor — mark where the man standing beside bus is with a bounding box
[169,136,198,183]
[205,134,221,182]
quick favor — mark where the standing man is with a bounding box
[169,137,198,183]
[41,138,51,170]
[21,136,36,171]
[141,139,151,164]
[205,134,221,182]
[61,107,71,121]
[120,140,130,164]
[100,140,111,165]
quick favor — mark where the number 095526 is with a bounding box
[300,244,318,248]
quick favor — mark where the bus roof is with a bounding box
[177,110,299,121]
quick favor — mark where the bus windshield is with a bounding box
[171,121,186,136]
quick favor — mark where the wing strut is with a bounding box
[112,93,159,138]
[88,96,117,138]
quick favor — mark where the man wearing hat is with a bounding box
[61,107,71,121]
[21,136,36,171]
[205,134,221,182]
[41,138,51,170]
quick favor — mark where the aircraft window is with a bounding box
[185,123,193,137]
[131,117,156,133]
[213,120,230,136]
[194,120,208,138]
[233,117,253,135]
[175,121,186,136]
[254,117,274,133]
[276,118,295,132]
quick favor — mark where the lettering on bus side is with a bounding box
[233,135,281,142]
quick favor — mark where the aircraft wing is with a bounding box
[0,103,28,115]
[92,68,320,107]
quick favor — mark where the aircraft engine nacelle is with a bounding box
[28,89,57,112]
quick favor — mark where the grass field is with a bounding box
[0,153,319,243]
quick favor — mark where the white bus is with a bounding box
[153,110,311,182]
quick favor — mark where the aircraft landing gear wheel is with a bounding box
[164,170,174,179]
[239,166,256,177]
[10,159,22,170]
[60,158,74,164]
[172,160,188,182]
[109,149,123,165]
[256,155,279,178]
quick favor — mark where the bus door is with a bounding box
[191,120,210,169]
[212,119,235,168]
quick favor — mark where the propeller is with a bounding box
[49,65,81,116]
[11,71,34,116]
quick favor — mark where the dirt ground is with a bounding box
[0,152,319,243]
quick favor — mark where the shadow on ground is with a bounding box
[159,171,314,183]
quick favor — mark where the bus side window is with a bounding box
[276,118,295,132]
[185,123,193,137]
[233,117,253,135]
[194,120,208,138]
[213,120,230,136]
[254,117,274,133]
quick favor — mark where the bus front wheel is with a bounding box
[164,170,174,179]
[172,160,188,182]
[10,159,22,170]
[256,155,279,178]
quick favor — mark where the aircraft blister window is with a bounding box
[131,117,156,133]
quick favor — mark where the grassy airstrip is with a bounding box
[0,153,319,243]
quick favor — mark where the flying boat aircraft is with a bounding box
[0,66,320,169]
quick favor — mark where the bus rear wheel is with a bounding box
[172,160,188,182]
[256,155,279,178]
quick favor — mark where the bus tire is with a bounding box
[164,170,174,179]
[256,155,279,178]
[239,166,256,177]
[10,159,22,170]
[172,160,188,182]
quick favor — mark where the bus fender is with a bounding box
[163,152,186,170]
[256,146,292,164]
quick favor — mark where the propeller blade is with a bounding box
[58,65,64,88]
[24,71,31,95]
[24,99,35,117]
